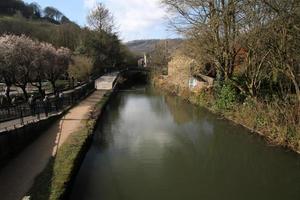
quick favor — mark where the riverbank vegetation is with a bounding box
[152,0,300,152]
[0,0,136,105]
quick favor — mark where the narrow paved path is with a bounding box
[0,90,106,200]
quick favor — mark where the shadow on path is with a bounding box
[0,120,61,200]
[0,91,105,200]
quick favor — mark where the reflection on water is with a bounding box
[70,86,300,200]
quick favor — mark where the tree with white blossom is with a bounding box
[11,35,37,100]
[44,46,71,94]
[0,35,16,102]
[30,42,53,97]
[0,34,71,101]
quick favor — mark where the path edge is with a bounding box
[26,90,114,200]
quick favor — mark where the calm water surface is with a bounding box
[70,86,300,200]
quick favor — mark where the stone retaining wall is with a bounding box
[0,114,62,167]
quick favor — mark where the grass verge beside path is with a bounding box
[26,91,112,200]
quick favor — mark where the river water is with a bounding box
[70,86,300,200]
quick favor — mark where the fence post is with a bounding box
[0,82,95,125]
[20,106,24,126]
[37,102,40,120]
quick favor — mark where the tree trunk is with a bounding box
[38,85,45,98]
[34,81,45,98]
[20,85,28,100]
[5,85,11,104]
[51,81,57,94]
[286,64,300,103]
[291,77,300,103]
[32,79,46,98]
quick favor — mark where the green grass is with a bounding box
[27,91,112,200]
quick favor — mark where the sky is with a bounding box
[23,0,178,41]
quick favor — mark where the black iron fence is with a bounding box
[0,81,95,126]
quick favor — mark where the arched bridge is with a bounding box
[120,67,150,73]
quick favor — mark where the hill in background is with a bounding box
[126,39,183,55]
[0,0,82,50]
[0,16,82,50]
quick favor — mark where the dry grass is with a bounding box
[153,76,300,153]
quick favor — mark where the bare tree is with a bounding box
[149,41,171,68]
[87,3,114,33]
[162,0,244,81]
[163,0,300,102]
[262,0,300,102]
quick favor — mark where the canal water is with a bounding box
[70,86,300,200]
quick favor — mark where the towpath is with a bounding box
[0,91,105,200]
[0,73,118,200]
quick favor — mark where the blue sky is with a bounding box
[23,0,177,41]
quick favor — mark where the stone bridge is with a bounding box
[95,68,150,90]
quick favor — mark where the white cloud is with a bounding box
[84,0,97,9]
[99,0,168,41]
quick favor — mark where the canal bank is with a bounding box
[69,85,300,200]
[22,71,148,200]
[25,90,113,200]
[0,86,101,200]
[151,75,300,154]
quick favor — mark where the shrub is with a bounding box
[215,82,237,110]
[197,88,214,107]
[198,91,207,106]
[68,55,93,82]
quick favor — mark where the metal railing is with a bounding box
[0,81,95,131]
